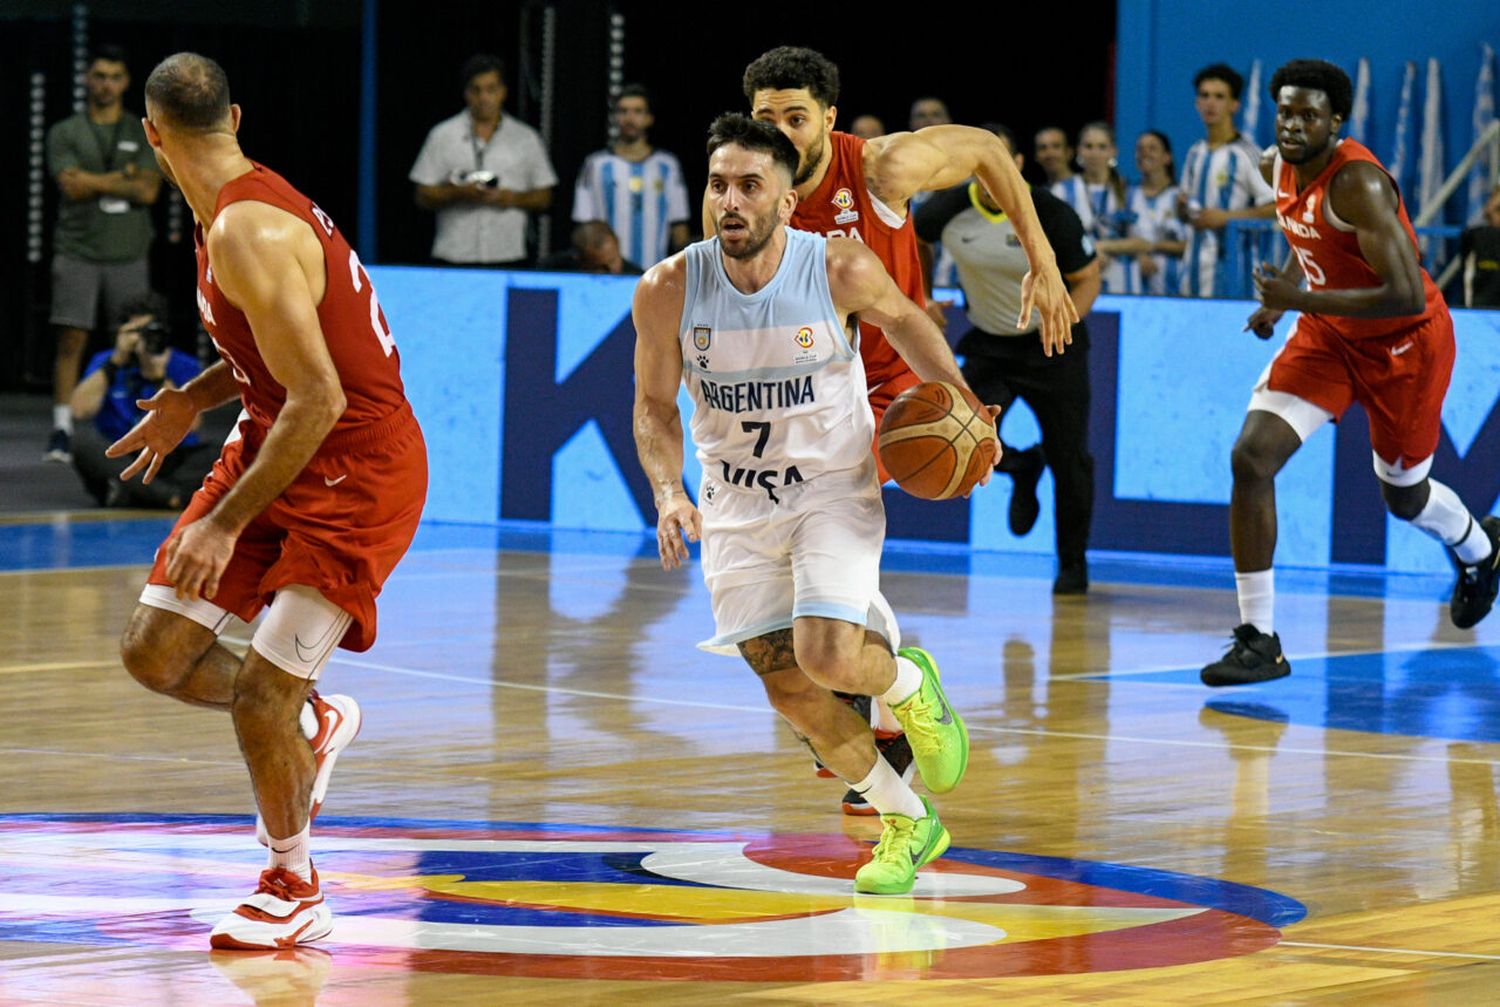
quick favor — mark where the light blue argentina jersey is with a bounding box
[573,149,689,268]
[680,228,873,499]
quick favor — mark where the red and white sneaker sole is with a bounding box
[209,902,333,951]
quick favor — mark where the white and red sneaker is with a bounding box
[209,866,333,950]
[255,691,362,847]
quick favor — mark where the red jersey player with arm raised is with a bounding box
[730,46,1076,463]
[108,52,428,948]
[1202,59,1500,687]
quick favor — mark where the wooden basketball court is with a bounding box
[2,513,1498,1004]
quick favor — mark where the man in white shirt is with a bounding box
[572,84,689,269]
[409,54,558,266]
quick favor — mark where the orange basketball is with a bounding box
[877,381,997,500]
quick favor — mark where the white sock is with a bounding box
[882,655,924,706]
[266,824,313,883]
[1235,569,1274,635]
[52,405,72,433]
[1410,481,1492,563]
[850,755,926,820]
[299,699,318,741]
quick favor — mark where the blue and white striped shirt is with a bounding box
[1177,135,1272,297]
[572,148,690,268]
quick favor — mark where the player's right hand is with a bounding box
[1244,305,1285,340]
[105,386,200,484]
[655,495,702,571]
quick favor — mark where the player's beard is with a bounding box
[718,211,777,260]
[794,132,825,187]
[1278,134,1326,165]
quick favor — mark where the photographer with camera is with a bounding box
[69,292,214,509]
[409,53,557,266]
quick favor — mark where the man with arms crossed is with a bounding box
[636,115,995,893]
[1203,59,1500,686]
[111,53,428,947]
[729,47,1075,813]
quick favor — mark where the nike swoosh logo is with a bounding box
[269,842,298,854]
[1391,341,1415,356]
[324,474,347,487]
[935,698,954,725]
[315,707,341,751]
[293,619,344,664]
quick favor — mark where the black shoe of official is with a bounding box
[841,733,916,817]
[1007,447,1045,536]
[43,428,71,464]
[1200,624,1290,687]
[1052,559,1088,595]
[1450,516,1500,630]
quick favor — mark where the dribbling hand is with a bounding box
[105,386,200,484]
[655,495,702,571]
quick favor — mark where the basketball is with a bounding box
[877,381,998,500]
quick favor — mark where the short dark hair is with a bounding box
[1269,59,1354,121]
[742,46,839,108]
[89,44,129,69]
[1194,63,1244,99]
[707,112,800,182]
[145,53,231,130]
[461,53,505,89]
[981,122,1019,154]
[617,83,651,110]
[1034,125,1072,147]
[116,290,170,328]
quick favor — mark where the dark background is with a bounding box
[0,0,1115,390]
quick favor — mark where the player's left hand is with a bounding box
[1253,262,1302,312]
[164,515,238,602]
[1020,264,1078,359]
[106,386,200,484]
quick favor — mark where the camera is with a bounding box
[139,319,170,356]
[451,169,499,188]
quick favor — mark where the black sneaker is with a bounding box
[44,428,71,464]
[1053,559,1088,595]
[1201,624,1290,686]
[841,733,916,816]
[1008,447,1045,536]
[1450,516,1500,630]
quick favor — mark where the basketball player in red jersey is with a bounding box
[106,53,428,947]
[1202,59,1500,686]
[736,47,1076,436]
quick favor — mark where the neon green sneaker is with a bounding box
[889,646,969,794]
[853,796,951,895]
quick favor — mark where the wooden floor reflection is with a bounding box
[2,525,1499,1004]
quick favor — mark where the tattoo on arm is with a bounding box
[738,628,798,676]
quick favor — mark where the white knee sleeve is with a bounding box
[138,583,235,635]
[250,584,353,681]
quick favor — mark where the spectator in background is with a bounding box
[1036,127,1087,210]
[1460,185,1500,307]
[538,220,643,275]
[1126,130,1187,295]
[572,84,689,269]
[908,97,951,131]
[45,44,162,463]
[1177,63,1275,297]
[1075,121,1135,293]
[849,114,885,139]
[409,54,557,266]
[915,124,1102,595]
[69,292,213,509]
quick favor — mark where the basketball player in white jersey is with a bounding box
[632,114,996,894]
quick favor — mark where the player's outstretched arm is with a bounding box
[105,360,240,482]
[865,125,1077,354]
[631,257,700,571]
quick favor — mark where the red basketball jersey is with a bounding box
[791,132,924,385]
[195,163,409,433]
[1273,139,1444,339]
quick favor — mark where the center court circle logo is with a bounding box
[0,814,1304,981]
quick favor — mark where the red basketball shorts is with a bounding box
[1264,310,1455,469]
[148,402,428,652]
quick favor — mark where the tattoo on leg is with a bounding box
[738,628,798,677]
